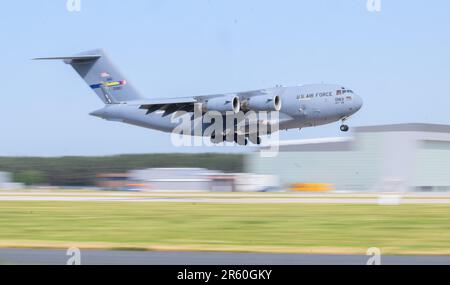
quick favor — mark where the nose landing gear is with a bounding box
[340,118,350,132]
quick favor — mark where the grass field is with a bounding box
[1,201,450,255]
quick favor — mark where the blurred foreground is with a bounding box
[0,190,450,255]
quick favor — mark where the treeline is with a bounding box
[0,153,244,186]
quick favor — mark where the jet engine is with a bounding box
[247,95,281,112]
[203,96,241,114]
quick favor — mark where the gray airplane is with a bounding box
[35,49,363,145]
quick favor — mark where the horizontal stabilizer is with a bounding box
[33,55,101,62]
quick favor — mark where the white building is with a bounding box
[246,123,450,192]
[129,168,219,192]
[128,168,279,192]
[0,172,11,183]
[0,172,23,190]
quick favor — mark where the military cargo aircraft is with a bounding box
[35,49,363,145]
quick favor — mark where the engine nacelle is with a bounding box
[203,96,240,114]
[247,95,281,112]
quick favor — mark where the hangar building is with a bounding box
[245,123,450,192]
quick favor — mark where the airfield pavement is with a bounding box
[1,190,450,265]
[1,190,450,204]
[2,248,450,265]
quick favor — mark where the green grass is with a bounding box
[1,202,450,255]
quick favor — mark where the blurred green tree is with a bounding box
[14,170,47,185]
[0,154,243,186]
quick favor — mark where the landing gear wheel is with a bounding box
[210,132,225,144]
[340,125,349,132]
[248,136,262,145]
[234,134,248,146]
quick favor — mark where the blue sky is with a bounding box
[0,0,449,156]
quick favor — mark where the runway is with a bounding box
[1,191,449,264]
[0,248,449,265]
[1,190,450,204]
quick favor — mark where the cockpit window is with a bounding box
[337,89,354,95]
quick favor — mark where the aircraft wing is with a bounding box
[128,97,198,117]
[233,89,270,99]
[132,88,275,117]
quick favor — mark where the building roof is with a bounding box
[259,123,450,152]
[261,137,353,152]
[355,123,450,134]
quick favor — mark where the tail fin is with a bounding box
[34,49,143,104]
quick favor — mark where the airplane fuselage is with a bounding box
[91,83,363,136]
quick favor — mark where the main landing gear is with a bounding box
[210,132,262,146]
[248,135,262,145]
[234,133,248,146]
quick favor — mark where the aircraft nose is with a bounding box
[354,94,363,111]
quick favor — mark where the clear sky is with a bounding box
[1,0,449,156]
